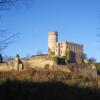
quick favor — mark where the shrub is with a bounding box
[45,64,49,69]
[96,63,100,75]
[51,56,59,64]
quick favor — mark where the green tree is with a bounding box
[81,53,88,64]
[64,48,73,63]
[48,48,55,57]
[88,57,96,64]
[64,48,70,60]
[51,56,59,65]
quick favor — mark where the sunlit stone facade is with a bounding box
[48,32,83,63]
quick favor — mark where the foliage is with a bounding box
[83,59,89,64]
[64,49,74,63]
[48,48,55,57]
[45,64,49,69]
[81,53,88,63]
[0,54,3,63]
[64,48,70,61]
[82,53,87,59]
[88,57,96,64]
[51,56,59,64]
[96,63,100,74]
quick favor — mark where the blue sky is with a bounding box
[0,0,100,61]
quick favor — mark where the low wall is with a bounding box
[23,59,54,69]
[0,63,13,71]
[0,60,23,71]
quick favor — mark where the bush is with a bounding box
[51,56,59,64]
[96,63,100,75]
[45,64,49,69]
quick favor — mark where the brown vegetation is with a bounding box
[0,68,100,100]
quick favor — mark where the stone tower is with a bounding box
[48,31,58,54]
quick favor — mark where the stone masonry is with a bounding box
[48,32,83,63]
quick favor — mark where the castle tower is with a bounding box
[48,31,58,54]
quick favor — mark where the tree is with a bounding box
[0,53,3,63]
[48,48,55,57]
[64,48,73,63]
[88,57,96,64]
[0,0,21,10]
[0,0,29,10]
[0,0,30,53]
[64,48,70,62]
[51,56,59,65]
[0,31,19,52]
[82,53,87,60]
[81,53,88,63]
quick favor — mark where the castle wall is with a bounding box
[0,63,10,71]
[23,57,54,69]
[55,41,83,63]
[60,42,67,57]
[55,42,60,56]
[0,62,14,71]
[0,55,23,72]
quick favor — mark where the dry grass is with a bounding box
[0,68,99,100]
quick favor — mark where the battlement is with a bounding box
[48,31,58,35]
[62,41,83,47]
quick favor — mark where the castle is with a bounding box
[48,32,83,63]
[0,31,84,71]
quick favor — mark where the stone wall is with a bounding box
[0,55,23,71]
[55,41,83,63]
[23,58,54,69]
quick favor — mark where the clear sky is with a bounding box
[0,0,100,61]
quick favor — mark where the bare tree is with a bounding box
[0,0,19,10]
[0,30,19,52]
[0,0,30,53]
[0,0,30,10]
